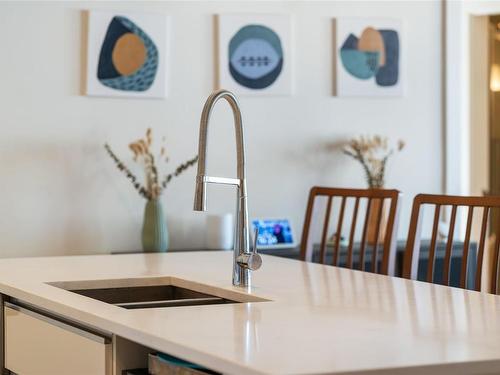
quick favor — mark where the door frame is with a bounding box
[445,0,500,197]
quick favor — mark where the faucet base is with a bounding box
[233,264,251,288]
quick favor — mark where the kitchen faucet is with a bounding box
[193,89,262,288]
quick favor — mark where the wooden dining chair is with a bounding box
[402,194,500,293]
[299,187,401,276]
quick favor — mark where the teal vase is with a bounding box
[142,199,169,252]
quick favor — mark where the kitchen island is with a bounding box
[0,251,499,375]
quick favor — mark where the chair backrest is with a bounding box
[402,194,500,293]
[299,187,401,276]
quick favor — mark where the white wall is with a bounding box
[0,1,442,257]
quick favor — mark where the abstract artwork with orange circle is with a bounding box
[86,11,169,99]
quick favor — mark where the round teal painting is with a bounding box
[228,25,283,89]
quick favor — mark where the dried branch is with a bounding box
[104,143,151,200]
[105,129,198,201]
[161,156,199,189]
[343,135,404,188]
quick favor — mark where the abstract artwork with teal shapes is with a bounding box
[336,18,402,97]
[218,14,293,96]
[228,25,283,89]
[86,11,168,99]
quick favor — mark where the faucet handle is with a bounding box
[252,226,259,253]
[237,252,262,271]
[236,227,262,271]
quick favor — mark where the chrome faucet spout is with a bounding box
[193,89,261,288]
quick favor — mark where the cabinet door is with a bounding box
[4,303,112,375]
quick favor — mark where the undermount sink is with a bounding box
[48,277,267,310]
[68,285,238,309]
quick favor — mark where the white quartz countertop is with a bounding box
[0,251,499,375]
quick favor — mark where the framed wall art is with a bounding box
[217,14,293,96]
[337,18,403,97]
[86,10,169,99]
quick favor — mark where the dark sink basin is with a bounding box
[69,285,240,309]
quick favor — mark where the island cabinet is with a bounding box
[3,302,112,375]
[1,299,197,375]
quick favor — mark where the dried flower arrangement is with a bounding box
[343,135,405,188]
[104,128,198,200]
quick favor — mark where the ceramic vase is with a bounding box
[366,193,387,245]
[142,199,169,252]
